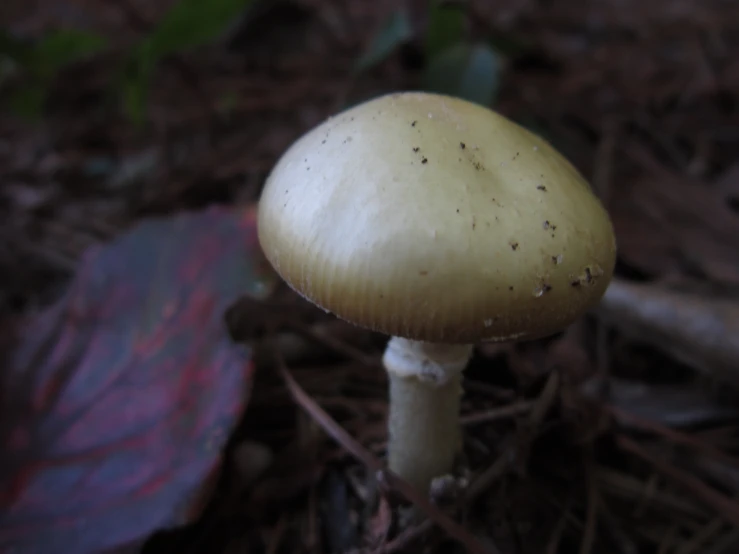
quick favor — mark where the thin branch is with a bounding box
[615,434,739,528]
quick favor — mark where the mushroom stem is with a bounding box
[382,337,473,493]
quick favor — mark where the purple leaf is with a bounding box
[0,206,277,554]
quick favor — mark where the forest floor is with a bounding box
[2,1,739,553]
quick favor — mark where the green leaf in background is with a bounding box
[1,29,107,120]
[140,0,254,61]
[31,29,107,80]
[425,1,466,58]
[0,29,106,79]
[121,63,149,126]
[7,84,46,120]
[422,42,501,107]
[0,31,34,67]
[354,10,413,73]
[122,0,254,125]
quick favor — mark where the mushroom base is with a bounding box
[382,338,473,494]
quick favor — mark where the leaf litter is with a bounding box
[1,0,739,552]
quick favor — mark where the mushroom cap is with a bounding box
[257,92,617,343]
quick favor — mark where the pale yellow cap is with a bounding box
[257,92,616,343]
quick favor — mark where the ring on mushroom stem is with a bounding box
[256,91,617,495]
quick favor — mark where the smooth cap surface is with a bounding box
[257,92,617,343]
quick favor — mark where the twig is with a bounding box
[597,501,639,554]
[705,528,739,554]
[461,401,534,425]
[284,320,379,367]
[370,519,434,554]
[275,352,496,554]
[277,356,379,470]
[615,434,739,527]
[596,467,705,520]
[580,450,598,554]
[463,379,516,401]
[546,497,574,554]
[265,514,288,554]
[656,525,679,554]
[675,516,724,554]
[514,369,560,473]
[633,472,661,518]
[464,443,514,502]
[378,438,516,551]
[529,369,561,429]
[604,403,739,467]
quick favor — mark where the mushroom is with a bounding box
[257,91,617,494]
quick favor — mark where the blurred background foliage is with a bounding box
[2,0,506,122]
[2,0,256,121]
